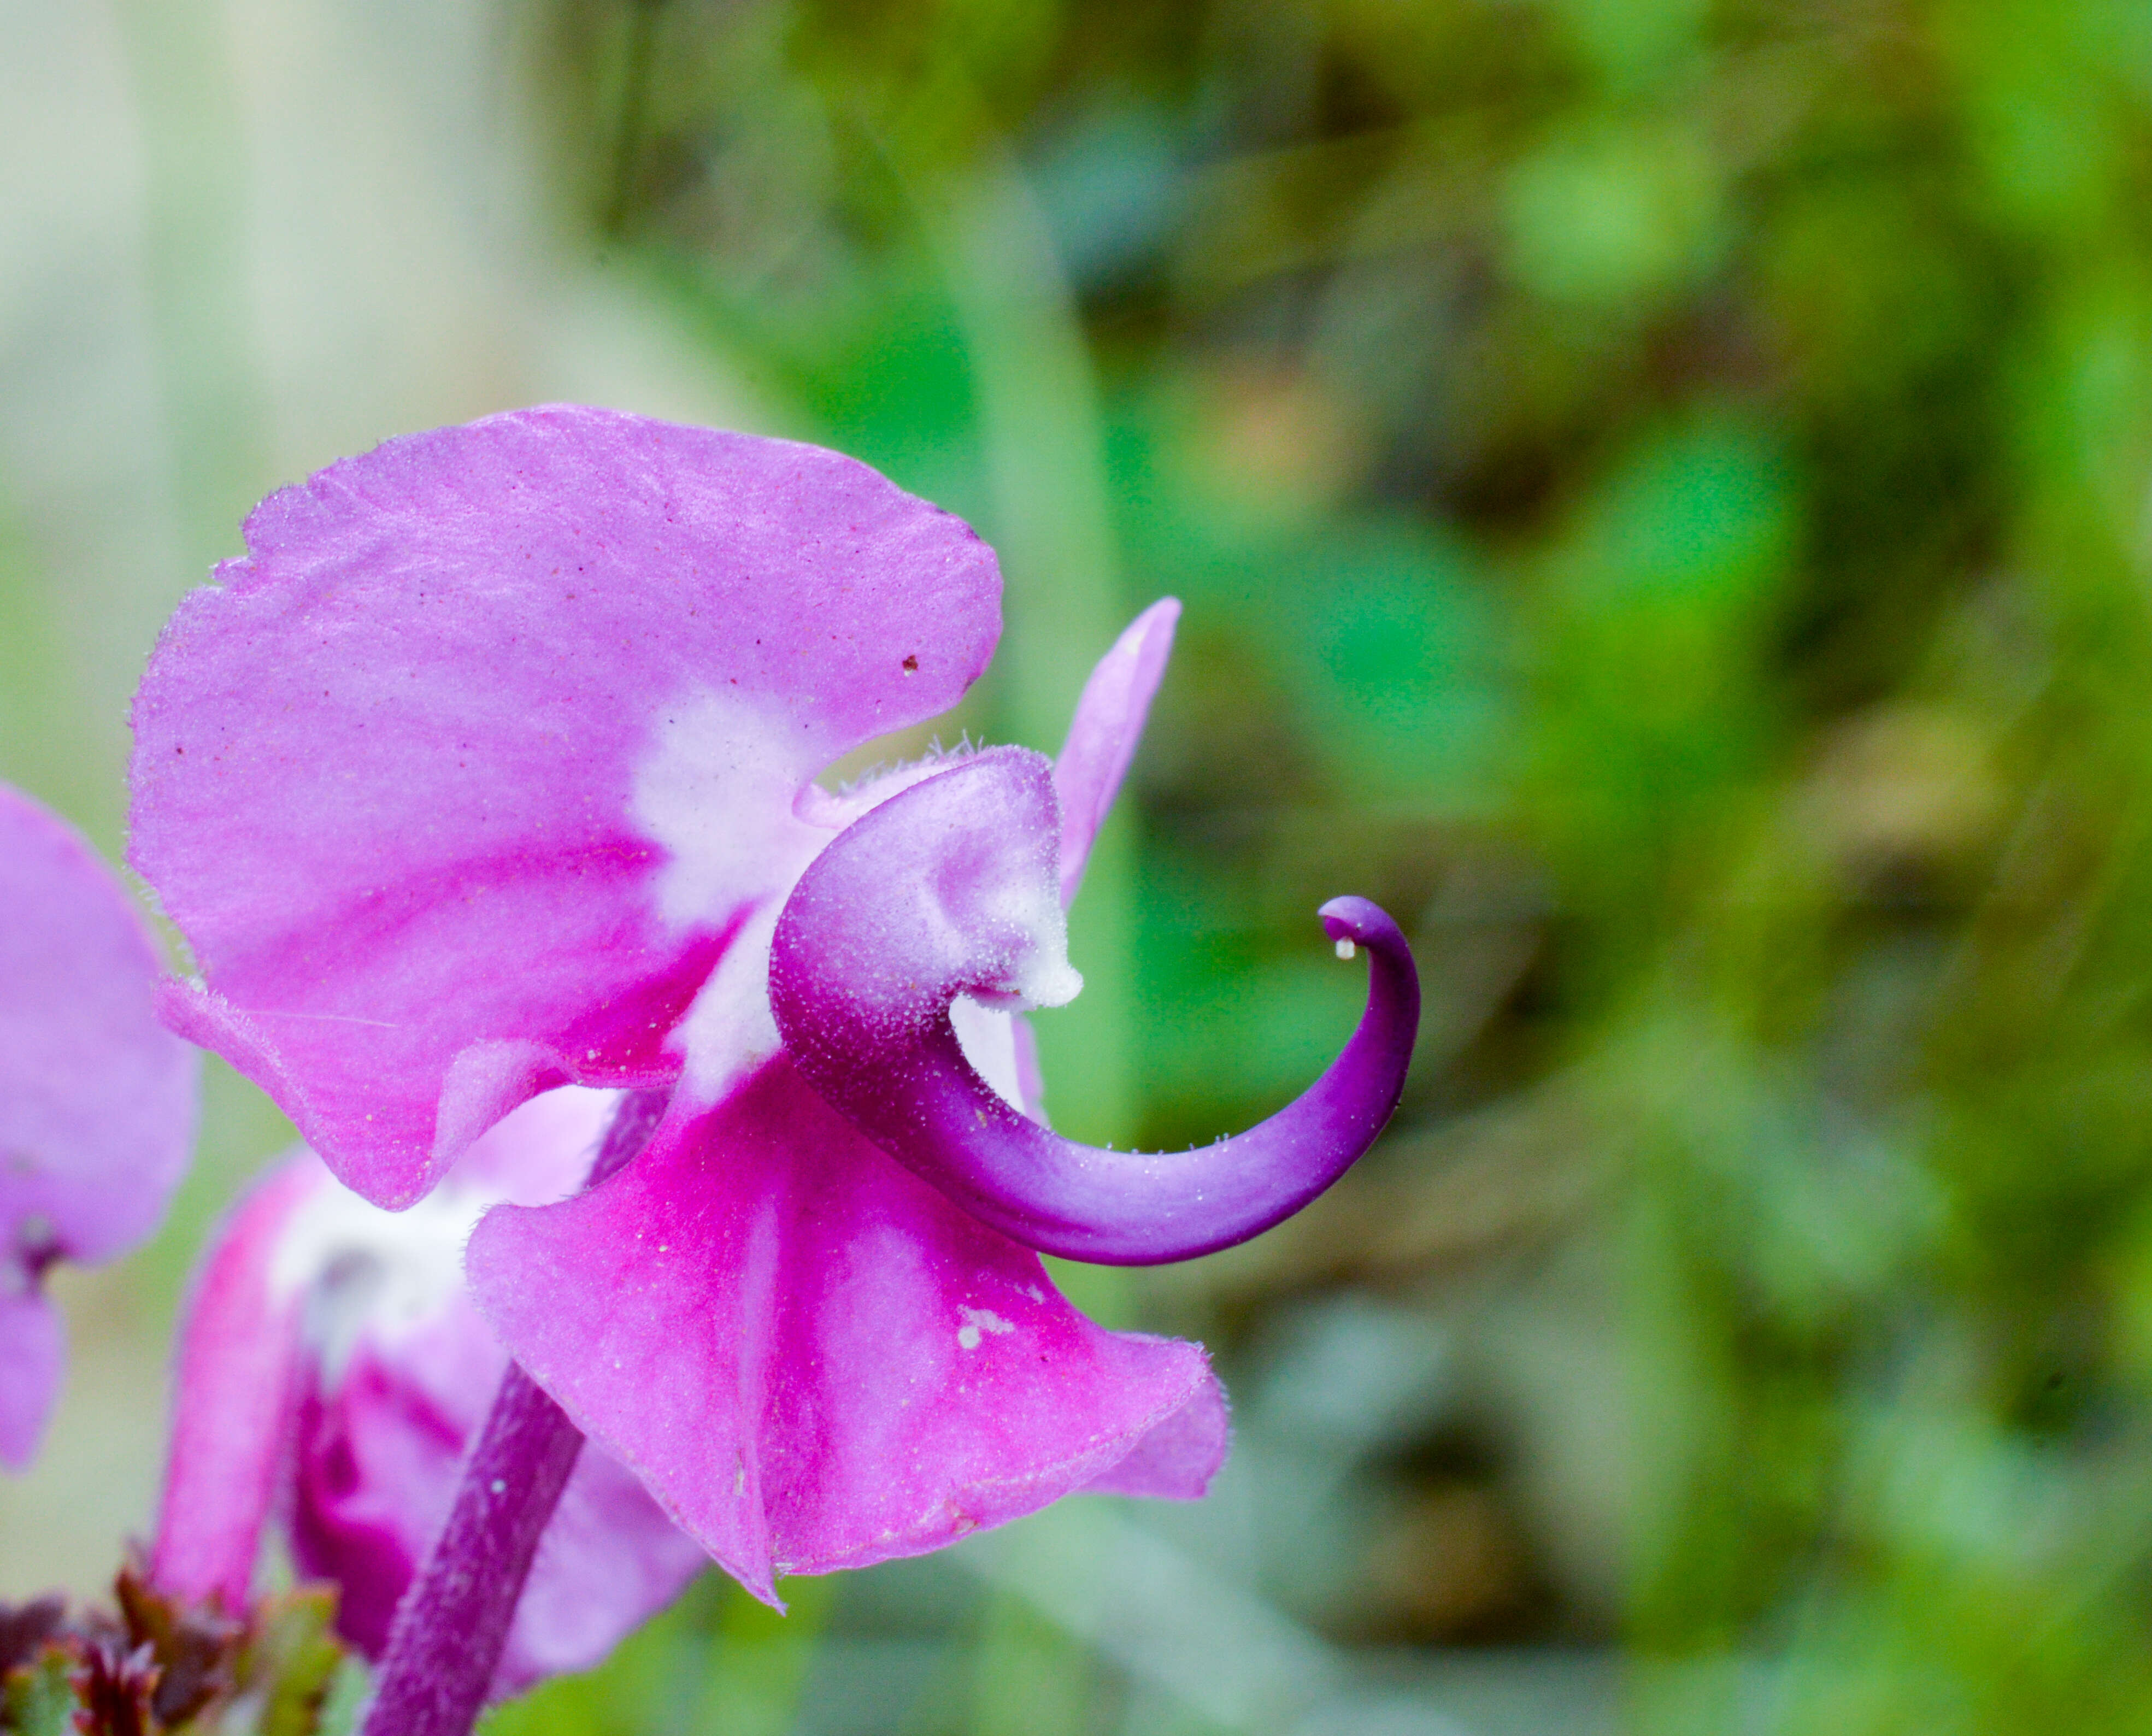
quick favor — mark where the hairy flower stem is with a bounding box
[358,1090,670,1736]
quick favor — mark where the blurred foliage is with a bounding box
[501,0,2152,1729]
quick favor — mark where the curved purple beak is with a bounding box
[770,751,1419,1264]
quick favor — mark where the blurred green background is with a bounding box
[8,0,2152,1731]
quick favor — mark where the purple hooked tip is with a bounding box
[770,750,1421,1265]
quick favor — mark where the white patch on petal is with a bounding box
[964,858,1083,1013]
[444,1086,617,1207]
[632,690,823,932]
[1014,944,1083,1011]
[272,1178,482,1387]
[272,1091,617,1385]
[950,997,1025,1111]
[956,1304,1016,1352]
[647,726,1083,1122]
[671,901,784,1108]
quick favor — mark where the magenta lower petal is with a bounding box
[1075,1376,1230,1499]
[291,1331,466,1655]
[467,1059,1224,1606]
[771,752,1420,1264]
[130,408,1000,1208]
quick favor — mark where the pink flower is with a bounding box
[0,782,196,1470]
[149,1088,703,1686]
[128,407,1413,1604]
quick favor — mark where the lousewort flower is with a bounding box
[128,407,1416,1615]
[0,781,196,1469]
[149,1087,703,1690]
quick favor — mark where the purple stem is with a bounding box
[358,1088,668,1736]
[777,896,1420,1265]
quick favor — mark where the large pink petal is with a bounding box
[1053,598,1179,907]
[131,408,1001,1208]
[0,783,197,1267]
[150,1157,324,1604]
[467,1059,1223,1605]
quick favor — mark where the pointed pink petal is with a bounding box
[150,1156,324,1604]
[0,782,197,1267]
[0,1288,62,1472]
[131,408,1001,1208]
[467,1059,1221,1605]
[1053,598,1179,906]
